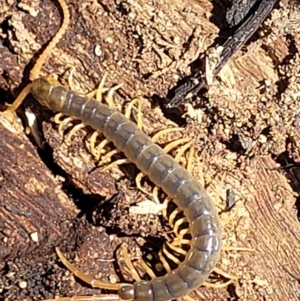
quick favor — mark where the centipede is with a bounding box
[31,78,222,301]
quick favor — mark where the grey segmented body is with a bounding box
[31,78,222,301]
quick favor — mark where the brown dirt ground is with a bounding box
[0,0,300,300]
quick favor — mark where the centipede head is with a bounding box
[31,78,53,108]
[32,78,68,112]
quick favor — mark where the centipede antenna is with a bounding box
[8,0,70,111]
[30,0,70,80]
[7,83,32,112]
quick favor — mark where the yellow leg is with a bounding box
[119,243,141,282]
[158,249,172,273]
[53,113,65,126]
[65,123,86,143]
[222,246,255,252]
[203,279,233,288]
[138,259,157,279]
[95,73,108,102]
[85,74,112,100]
[97,149,119,165]
[152,186,161,204]
[56,247,121,290]
[213,267,238,281]
[45,73,61,86]
[124,98,144,129]
[67,68,77,91]
[186,146,195,173]
[174,142,193,167]
[55,115,75,137]
[188,145,210,186]
[135,172,152,196]
[100,158,130,173]
[176,229,190,243]
[168,207,182,227]
[89,131,101,157]
[161,244,181,265]
[106,83,123,108]
[163,137,191,154]
[89,136,110,161]
[85,83,112,101]
[168,206,190,241]
[88,72,123,108]
[161,197,171,220]
[165,241,187,256]
[172,235,191,246]
[173,217,188,238]
[151,127,184,143]
[134,98,143,130]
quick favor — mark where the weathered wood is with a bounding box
[0,110,79,262]
[0,0,300,300]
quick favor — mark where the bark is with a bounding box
[0,0,300,300]
[0,111,81,262]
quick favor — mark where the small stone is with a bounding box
[105,37,113,44]
[19,281,27,289]
[258,134,267,144]
[109,274,117,284]
[30,232,39,242]
[6,271,15,278]
[94,45,102,57]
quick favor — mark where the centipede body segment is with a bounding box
[31,78,222,301]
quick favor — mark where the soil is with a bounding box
[0,0,300,300]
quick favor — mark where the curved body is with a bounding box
[31,78,222,301]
